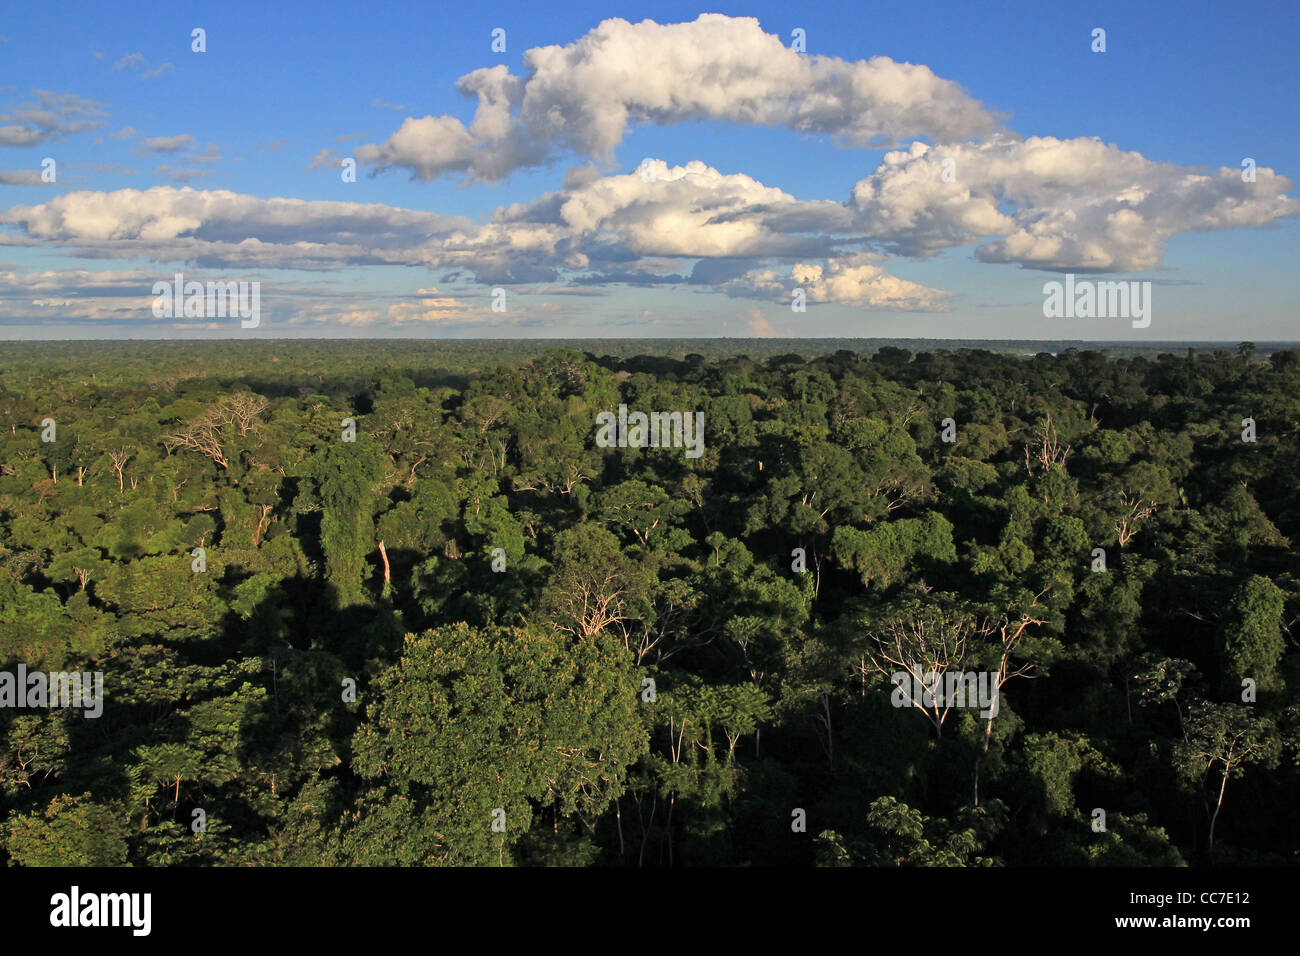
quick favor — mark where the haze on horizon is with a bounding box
[0,1,1296,341]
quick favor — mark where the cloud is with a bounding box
[2,144,1293,313]
[1,186,471,255]
[127,141,221,181]
[0,90,107,146]
[357,114,482,181]
[724,253,952,310]
[845,135,1300,270]
[307,148,341,171]
[284,287,493,330]
[386,287,481,325]
[137,134,195,154]
[0,267,156,294]
[356,14,999,183]
[502,158,814,259]
[0,267,164,322]
[0,268,472,329]
[0,169,51,186]
[742,306,779,337]
[112,52,173,79]
[152,164,208,184]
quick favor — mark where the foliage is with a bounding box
[1,340,1296,866]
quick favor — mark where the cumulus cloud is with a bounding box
[357,14,999,183]
[1,186,470,245]
[723,253,952,310]
[846,136,1300,270]
[357,113,485,181]
[2,143,1294,314]
[501,159,817,259]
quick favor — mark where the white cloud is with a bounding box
[1,186,470,247]
[524,159,807,258]
[724,253,952,310]
[357,114,481,180]
[2,143,1294,317]
[357,14,999,183]
[847,136,1300,270]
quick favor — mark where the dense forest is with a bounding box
[1,340,1297,867]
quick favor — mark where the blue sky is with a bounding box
[0,0,1296,339]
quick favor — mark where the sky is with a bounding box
[0,0,1296,340]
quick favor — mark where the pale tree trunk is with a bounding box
[253,504,273,546]
[973,711,996,807]
[1208,760,1231,851]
